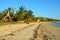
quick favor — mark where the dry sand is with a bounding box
[0,22,60,40]
[0,22,40,40]
[0,23,29,37]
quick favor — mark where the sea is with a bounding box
[53,22,60,26]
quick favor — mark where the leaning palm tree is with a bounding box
[3,8,13,21]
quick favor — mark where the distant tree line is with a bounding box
[36,17,60,22]
[0,6,60,22]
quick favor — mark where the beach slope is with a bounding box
[0,22,60,40]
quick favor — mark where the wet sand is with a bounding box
[42,22,60,40]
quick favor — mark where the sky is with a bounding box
[0,0,60,19]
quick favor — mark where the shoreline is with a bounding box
[40,22,60,40]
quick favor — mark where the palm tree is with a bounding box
[24,10,35,22]
[3,7,14,21]
[15,6,26,21]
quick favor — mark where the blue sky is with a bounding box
[0,0,60,19]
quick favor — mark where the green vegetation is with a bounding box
[36,17,60,22]
[0,6,60,23]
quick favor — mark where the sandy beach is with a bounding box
[0,23,29,37]
[0,22,60,40]
[41,22,60,40]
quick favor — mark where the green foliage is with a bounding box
[15,6,25,21]
[3,7,14,17]
[0,13,5,20]
[14,6,36,22]
[0,6,60,22]
[24,10,33,19]
[36,17,60,22]
[24,10,36,22]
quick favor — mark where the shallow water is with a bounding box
[53,22,60,26]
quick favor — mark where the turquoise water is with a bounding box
[53,22,60,26]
